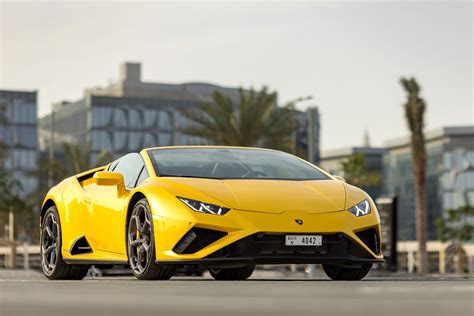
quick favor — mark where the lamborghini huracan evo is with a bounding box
[40,146,383,281]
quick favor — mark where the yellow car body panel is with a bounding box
[40,146,383,266]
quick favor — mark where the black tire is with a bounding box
[40,206,89,280]
[127,198,176,280]
[209,265,255,280]
[322,264,372,280]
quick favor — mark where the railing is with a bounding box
[0,244,41,270]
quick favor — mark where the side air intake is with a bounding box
[173,228,227,254]
[355,228,380,255]
[70,236,93,255]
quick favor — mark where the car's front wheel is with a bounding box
[127,198,175,280]
[322,264,372,280]
[41,206,89,280]
[209,265,255,280]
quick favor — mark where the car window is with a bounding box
[108,159,120,171]
[135,166,149,187]
[112,153,145,188]
[148,148,329,180]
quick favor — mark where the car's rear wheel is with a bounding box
[41,206,89,280]
[209,265,255,280]
[127,198,176,280]
[322,264,372,280]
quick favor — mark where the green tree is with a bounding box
[400,77,428,274]
[435,206,474,273]
[26,155,68,214]
[0,169,24,214]
[181,87,299,153]
[61,141,113,176]
[0,169,32,239]
[340,153,380,187]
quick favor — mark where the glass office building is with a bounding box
[39,63,321,164]
[0,90,38,196]
[383,126,474,240]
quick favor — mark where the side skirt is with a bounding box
[63,259,128,265]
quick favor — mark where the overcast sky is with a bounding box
[0,0,472,150]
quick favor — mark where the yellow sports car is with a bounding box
[40,146,383,281]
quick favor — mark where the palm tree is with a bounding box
[181,87,299,152]
[340,153,380,187]
[61,141,113,175]
[400,77,428,274]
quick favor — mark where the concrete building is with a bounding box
[320,146,386,199]
[39,62,321,163]
[383,126,474,241]
[0,89,38,196]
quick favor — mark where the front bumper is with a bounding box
[157,232,383,268]
[152,205,384,265]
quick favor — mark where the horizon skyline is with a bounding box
[1,1,472,150]
[7,59,472,152]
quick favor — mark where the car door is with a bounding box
[87,153,147,256]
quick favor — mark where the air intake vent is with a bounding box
[173,228,227,254]
[355,228,380,254]
[70,236,93,255]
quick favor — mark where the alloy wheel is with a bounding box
[41,212,59,275]
[128,204,152,275]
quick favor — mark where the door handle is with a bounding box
[84,197,92,204]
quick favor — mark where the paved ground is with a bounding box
[0,270,473,316]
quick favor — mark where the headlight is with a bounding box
[347,199,371,217]
[177,197,230,216]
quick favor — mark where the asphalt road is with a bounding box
[0,271,473,316]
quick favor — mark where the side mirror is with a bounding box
[93,171,125,188]
[333,175,346,182]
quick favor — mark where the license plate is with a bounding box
[285,235,322,246]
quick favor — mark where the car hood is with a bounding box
[160,178,346,214]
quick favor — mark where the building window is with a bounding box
[466,151,474,166]
[11,149,37,170]
[128,132,142,151]
[113,109,127,128]
[175,112,188,129]
[113,131,127,151]
[14,126,37,148]
[158,132,172,146]
[91,130,113,152]
[142,133,156,148]
[129,109,142,129]
[143,109,158,128]
[0,125,11,145]
[92,107,113,127]
[158,111,172,131]
[12,102,36,124]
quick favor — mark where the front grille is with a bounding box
[206,233,372,259]
[355,228,380,254]
[173,227,227,254]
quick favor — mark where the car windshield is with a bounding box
[148,148,329,180]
